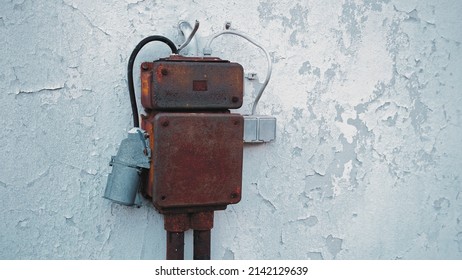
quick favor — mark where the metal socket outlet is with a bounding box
[104,128,150,206]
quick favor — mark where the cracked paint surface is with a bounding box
[1,0,461,259]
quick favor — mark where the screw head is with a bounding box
[162,120,169,127]
[232,96,239,103]
[161,68,168,76]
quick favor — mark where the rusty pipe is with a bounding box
[166,231,185,260]
[193,230,211,260]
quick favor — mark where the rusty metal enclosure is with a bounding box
[150,112,243,212]
[137,54,246,260]
[141,56,244,110]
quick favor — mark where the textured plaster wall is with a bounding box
[1,0,461,259]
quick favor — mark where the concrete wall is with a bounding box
[1,0,461,259]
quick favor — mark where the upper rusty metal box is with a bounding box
[152,112,243,211]
[141,56,244,110]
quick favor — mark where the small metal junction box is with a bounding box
[243,115,277,143]
[141,56,244,110]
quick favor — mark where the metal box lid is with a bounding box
[152,112,243,210]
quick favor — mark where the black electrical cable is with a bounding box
[127,35,178,127]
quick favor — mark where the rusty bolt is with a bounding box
[141,63,149,71]
[161,68,168,76]
[230,193,238,199]
[232,96,239,103]
[162,120,169,127]
[161,195,167,200]
[233,120,239,125]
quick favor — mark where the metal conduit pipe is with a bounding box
[193,230,211,260]
[166,231,185,260]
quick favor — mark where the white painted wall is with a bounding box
[1,0,461,259]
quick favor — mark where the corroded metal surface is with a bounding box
[152,112,243,211]
[140,62,154,109]
[140,56,245,260]
[140,113,155,199]
[163,212,214,232]
[193,230,211,260]
[140,56,243,110]
[164,212,214,260]
[166,231,184,260]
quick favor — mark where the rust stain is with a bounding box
[140,62,153,109]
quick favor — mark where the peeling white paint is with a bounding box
[335,122,357,144]
[1,0,461,259]
[332,160,353,197]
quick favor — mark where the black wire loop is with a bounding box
[127,36,178,127]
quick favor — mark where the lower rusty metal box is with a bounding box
[152,112,243,211]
